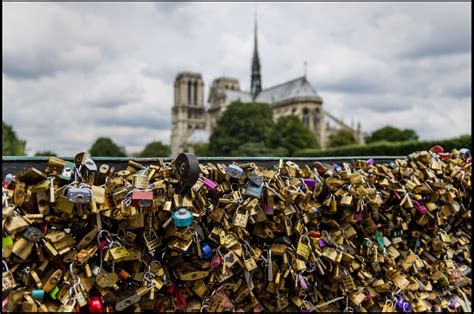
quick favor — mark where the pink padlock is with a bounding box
[413,200,427,214]
[202,178,218,190]
[3,297,9,312]
[98,240,109,251]
[210,255,221,269]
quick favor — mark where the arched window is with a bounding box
[302,108,309,128]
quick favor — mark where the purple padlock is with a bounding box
[202,178,218,190]
[319,239,326,248]
[301,178,316,189]
[299,274,309,290]
[262,203,273,215]
[395,295,412,313]
[431,304,442,312]
[366,159,375,166]
[447,296,457,309]
[354,213,364,221]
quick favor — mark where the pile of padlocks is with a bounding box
[2,148,471,312]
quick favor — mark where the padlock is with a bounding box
[174,152,200,195]
[233,207,249,228]
[143,230,161,251]
[132,171,149,189]
[12,237,34,260]
[172,208,193,227]
[67,187,92,204]
[59,161,76,182]
[226,165,244,179]
[131,190,153,208]
[2,261,16,292]
[245,182,264,198]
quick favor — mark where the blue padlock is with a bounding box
[395,295,412,313]
[226,165,243,179]
[200,242,213,259]
[32,289,45,299]
[244,182,263,198]
[172,208,193,227]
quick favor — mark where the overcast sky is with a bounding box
[3,2,471,156]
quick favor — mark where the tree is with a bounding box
[192,143,212,156]
[366,125,419,144]
[3,121,26,156]
[89,137,126,157]
[232,142,289,157]
[209,102,274,156]
[35,151,57,156]
[138,141,170,157]
[270,116,319,156]
[328,130,357,148]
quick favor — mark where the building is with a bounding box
[171,19,364,156]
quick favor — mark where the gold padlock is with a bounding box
[12,237,34,260]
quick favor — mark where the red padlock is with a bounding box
[308,230,321,238]
[210,255,222,269]
[430,145,444,154]
[89,296,104,312]
[131,190,153,208]
[2,174,14,189]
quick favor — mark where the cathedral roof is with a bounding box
[256,76,322,104]
[221,76,322,106]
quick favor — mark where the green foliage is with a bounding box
[366,125,418,144]
[232,142,289,157]
[2,121,26,156]
[328,129,357,147]
[138,141,170,157]
[270,116,318,155]
[35,151,57,157]
[89,137,126,157]
[294,135,472,157]
[209,102,275,156]
[192,143,212,156]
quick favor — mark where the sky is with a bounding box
[2,2,471,156]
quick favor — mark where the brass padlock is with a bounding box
[2,261,16,292]
[12,237,34,260]
[5,215,30,234]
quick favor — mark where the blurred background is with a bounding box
[2,2,471,157]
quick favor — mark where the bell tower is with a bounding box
[170,72,205,156]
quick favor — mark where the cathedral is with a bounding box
[170,19,364,156]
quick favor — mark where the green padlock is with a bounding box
[50,286,60,300]
[2,236,13,258]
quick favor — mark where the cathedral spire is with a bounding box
[251,13,262,99]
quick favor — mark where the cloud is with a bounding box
[2,2,471,156]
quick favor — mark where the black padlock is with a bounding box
[174,153,200,195]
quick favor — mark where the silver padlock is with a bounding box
[67,188,92,204]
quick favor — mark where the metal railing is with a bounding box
[2,156,403,176]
